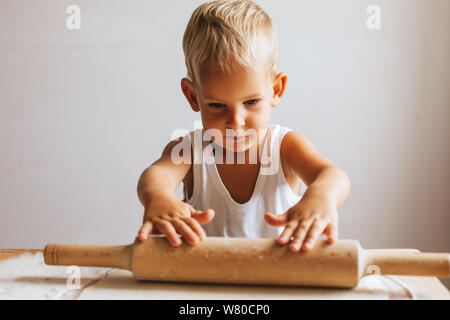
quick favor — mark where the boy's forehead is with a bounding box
[197,67,271,99]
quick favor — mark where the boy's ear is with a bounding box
[181,78,200,112]
[271,72,288,107]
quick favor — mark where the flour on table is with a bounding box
[0,253,112,299]
[0,253,415,300]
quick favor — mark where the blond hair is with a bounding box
[182,0,279,86]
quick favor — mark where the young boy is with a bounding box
[137,0,350,253]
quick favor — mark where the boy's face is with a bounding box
[181,62,287,154]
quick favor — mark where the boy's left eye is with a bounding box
[244,99,259,105]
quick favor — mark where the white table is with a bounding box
[0,250,448,300]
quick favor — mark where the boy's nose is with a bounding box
[226,110,245,129]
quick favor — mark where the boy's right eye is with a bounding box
[208,103,224,108]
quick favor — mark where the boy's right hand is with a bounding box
[137,190,215,247]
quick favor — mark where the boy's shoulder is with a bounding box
[280,130,307,178]
[280,129,334,186]
[160,135,194,168]
[281,130,313,152]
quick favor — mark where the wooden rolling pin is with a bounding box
[44,237,450,288]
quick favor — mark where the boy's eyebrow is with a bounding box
[204,93,263,101]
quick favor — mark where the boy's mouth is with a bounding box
[225,135,247,141]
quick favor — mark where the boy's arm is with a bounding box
[280,131,351,207]
[137,137,214,246]
[265,131,351,252]
[137,137,191,207]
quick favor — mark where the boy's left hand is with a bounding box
[264,188,338,252]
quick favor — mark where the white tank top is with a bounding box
[183,124,306,239]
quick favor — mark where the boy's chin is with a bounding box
[220,139,253,154]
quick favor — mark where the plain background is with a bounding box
[0,0,449,289]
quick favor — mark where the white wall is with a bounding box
[0,0,448,286]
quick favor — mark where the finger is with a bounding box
[138,221,153,242]
[264,212,289,227]
[182,217,207,241]
[154,220,182,247]
[290,220,314,252]
[324,223,338,244]
[150,227,162,235]
[277,221,298,245]
[302,220,328,252]
[171,218,200,246]
[191,208,215,224]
